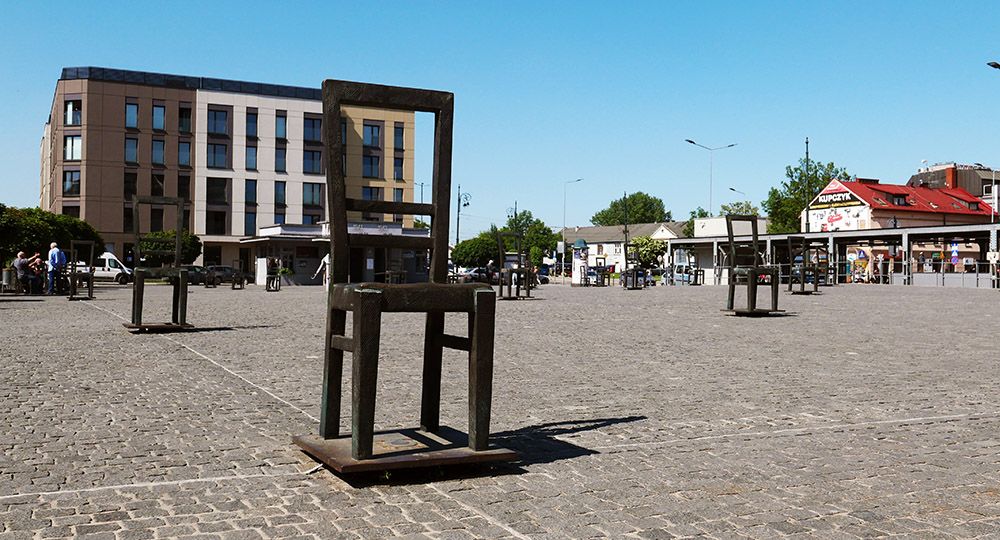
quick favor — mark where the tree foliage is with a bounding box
[591,192,671,226]
[682,207,711,238]
[499,210,558,267]
[451,226,499,268]
[0,204,104,266]
[413,218,430,229]
[629,236,667,268]
[138,229,203,266]
[762,158,850,234]
[720,200,760,216]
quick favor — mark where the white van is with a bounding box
[93,252,133,284]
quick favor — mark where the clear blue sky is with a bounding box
[3,1,1000,240]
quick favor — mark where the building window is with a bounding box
[150,208,163,232]
[152,105,165,131]
[208,109,228,135]
[304,118,322,142]
[274,181,286,207]
[393,187,404,223]
[64,135,82,161]
[123,207,135,233]
[62,206,80,218]
[65,100,82,126]
[125,103,138,128]
[179,107,192,133]
[125,138,138,163]
[62,171,81,197]
[178,141,191,166]
[394,157,403,180]
[207,143,227,168]
[363,155,380,178]
[206,211,228,235]
[892,195,907,206]
[341,120,347,144]
[275,147,286,172]
[341,120,348,176]
[303,214,321,225]
[274,212,286,225]
[303,183,322,207]
[151,173,164,197]
[362,186,382,221]
[151,140,165,165]
[246,111,258,138]
[183,209,191,231]
[275,112,287,139]
[207,178,228,205]
[394,123,404,150]
[245,212,257,236]
[246,146,257,170]
[363,123,381,147]
[124,172,137,199]
[303,150,322,174]
[245,179,257,205]
[178,175,190,201]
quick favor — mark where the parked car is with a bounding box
[93,252,133,284]
[206,265,242,284]
[461,267,492,284]
[179,265,210,285]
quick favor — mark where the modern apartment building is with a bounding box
[40,67,417,276]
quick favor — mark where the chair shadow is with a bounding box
[331,415,647,488]
[0,298,45,302]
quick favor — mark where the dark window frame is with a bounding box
[62,170,81,197]
[152,104,166,131]
[207,109,229,136]
[207,143,228,169]
[303,149,322,174]
[124,137,139,164]
[151,139,165,166]
[65,100,82,126]
[125,102,139,129]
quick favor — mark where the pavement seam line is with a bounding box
[589,411,999,450]
[81,300,320,422]
[427,484,532,540]
[0,471,305,502]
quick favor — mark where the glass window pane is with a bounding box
[62,171,81,196]
[275,148,286,172]
[152,105,165,130]
[394,124,404,150]
[151,174,164,196]
[394,157,403,180]
[65,100,82,126]
[304,118,321,142]
[64,136,82,160]
[152,140,164,164]
[246,112,258,137]
[363,124,381,147]
[125,138,138,163]
[179,108,192,132]
[276,115,287,138]
[245,179,257,204]
[178,142,190,166]
[208,110,228,134]
[125,103,138,128]
[303,150,321,174]
[246,146,257,170]
[178,175,190,200]
[274,181,286,205]
[207,178,228,204]
[245,212,257,236]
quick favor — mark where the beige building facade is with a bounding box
[40,67,416,274]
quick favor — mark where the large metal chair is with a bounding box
[724,215,782,316]
[124,196,191,332]
[495,231,531,300]
[293,80,515,473]
[786,236,821,295]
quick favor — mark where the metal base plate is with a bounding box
[788,290,819,295]
[723,308,787,317]
[123,322,195,333]
[294,426,517,474]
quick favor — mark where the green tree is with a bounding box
[720,200,760,216]
[682,207,711,238]
[591,192,671,226]
[451,228,498,268]
[0,205,104,266]
[413,218,430,229]
[629,236,667,268]
[500,210,558,267]
[138,230,203,266]
[763,158,850,233]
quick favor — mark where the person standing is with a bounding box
[47,242,66,295]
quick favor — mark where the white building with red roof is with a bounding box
[803,178,995,232]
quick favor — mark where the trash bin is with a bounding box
[2,268,12,292]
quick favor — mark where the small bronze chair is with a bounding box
[125,196,191,332]
[786,236,820,295]
[67,240,95,301]
[724,215,781,315]
[293,80,515,473]
[496,231,531,300]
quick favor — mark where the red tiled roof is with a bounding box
[838,181,994,216]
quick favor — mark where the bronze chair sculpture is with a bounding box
[724,215,782,316]
[786,236,821,295]
[293,80,515,473]
[495,231,531,300]
[124,196,192,332]
[67,240,95,301]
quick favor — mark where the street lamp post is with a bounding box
[686,139,737,213]
[455,184,470,245]
[562,178,583,284]
[728,187,746,197]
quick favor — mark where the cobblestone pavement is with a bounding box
[3,282,1000,539]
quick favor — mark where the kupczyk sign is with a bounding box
[811,182,863,210]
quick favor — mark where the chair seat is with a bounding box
[331,282,492,313]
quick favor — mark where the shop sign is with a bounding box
[810,181,864,209]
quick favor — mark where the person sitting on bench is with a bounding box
[12,251,40,294]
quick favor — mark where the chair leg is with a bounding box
[177,271,188,325]
[469,288,496,451]
[747,272,758,311]
[351,290,382,460]
[771,272,779,311]
[727,277,736,310]
[131,270,145,325]
[319,308,347,439]
[420,312,445,432]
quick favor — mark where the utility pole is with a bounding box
[804,137,811,233]
[623,191,630,270]
[455,184,470,245]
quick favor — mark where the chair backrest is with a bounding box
[323,80,452,285]
[725,214,763,269]
[131,196,185,268]
[69,240,96,272]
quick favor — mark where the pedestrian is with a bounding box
[12,251,41,294]
[312,253,331,289]
[47,242,66,295]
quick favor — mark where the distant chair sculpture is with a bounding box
[231,259,246,290]
[724,215,782,316]
[293,79,515,473]
[67,240,95,301]
[621,242,644,290]
[124,196,192,332]
[786,236,821,295]
[495,231,531,300]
